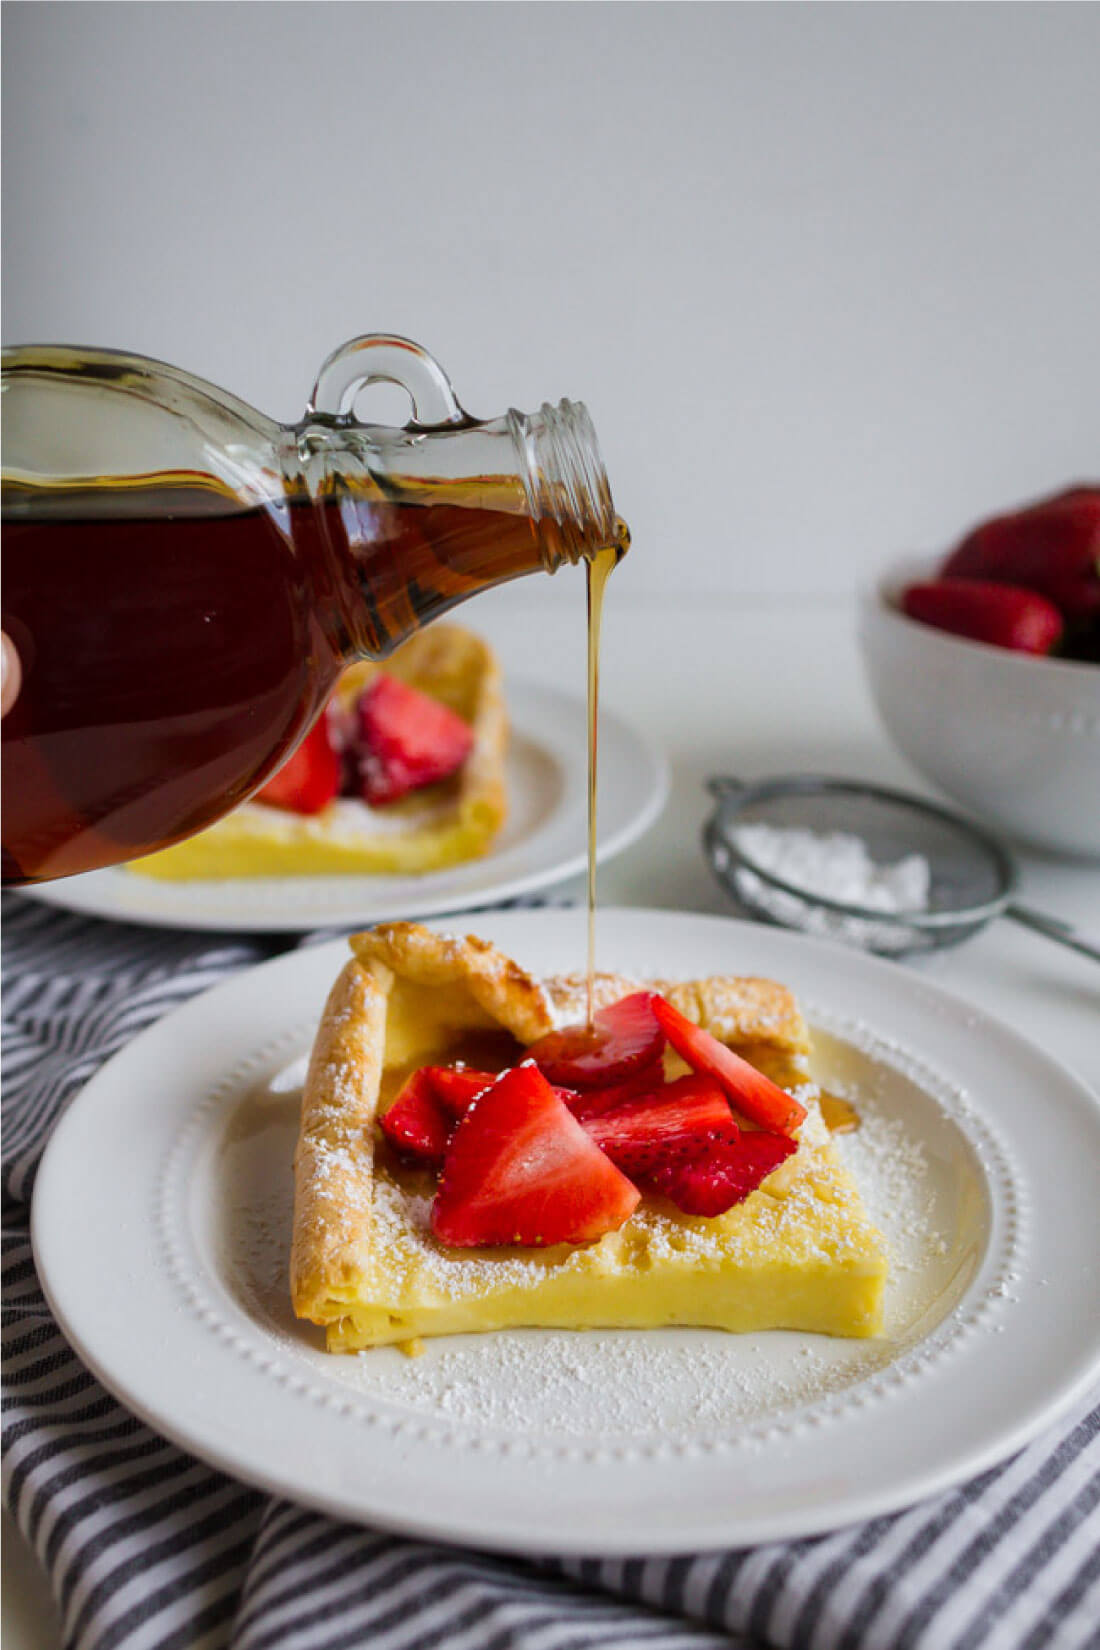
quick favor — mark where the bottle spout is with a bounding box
[507,399,618,569]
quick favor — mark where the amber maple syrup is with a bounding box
[584,519,630,1024]
[1,473,574,884]
[819,1091,861,1133]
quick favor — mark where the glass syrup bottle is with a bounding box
[1,334,621,884]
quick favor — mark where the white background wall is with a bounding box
[4,1,1098,605]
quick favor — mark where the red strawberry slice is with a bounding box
[255,708,342,815]
[579,1074,739,1177]
[425,1066,500,1116]
[564,1060,668,1121]
[901,579,1063,655]
[650,995,807,1136]
[942,486,1100,621]
[382,1065,535,1165]
[431,1062,640,1248]
[428,1065,579,1116]
[528,992,665,1087]
[647,1130,796,1217]
[355,674,474,806]
[379,1069,455,1164]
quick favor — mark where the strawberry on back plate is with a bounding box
[356,675,474,806]
[254,710,342,814]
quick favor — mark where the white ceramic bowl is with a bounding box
[859,557,1100,860]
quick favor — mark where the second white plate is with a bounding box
[20,681,667,931]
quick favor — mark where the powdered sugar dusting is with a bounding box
[836,1107,949,1274]
[371,1328,896,1438]
[234,794,458,841]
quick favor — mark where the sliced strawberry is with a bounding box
[425,1066,499,1116]
[379,1069,455,1164]
[255,708,342,814]
[580,1074,738,1177]
[647,1131,796,1217]
[901,579,1063,656]
[564,1060,668,1121]
[431,1062,640,1248]
[528,992,665,1087]
[382,1065,527,1164]
[650,995,807,1136]
[355,674,474,806]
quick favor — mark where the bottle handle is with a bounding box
[308,334,470,429]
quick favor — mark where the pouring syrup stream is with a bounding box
[585,519,630,1026]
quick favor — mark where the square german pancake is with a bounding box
[290,923,888,1352]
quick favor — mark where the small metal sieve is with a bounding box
[703,774,1100,963]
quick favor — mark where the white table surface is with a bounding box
[5,592,1098,1646]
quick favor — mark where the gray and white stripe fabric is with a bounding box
[3,892,1098,1650]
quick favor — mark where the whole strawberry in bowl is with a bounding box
[859,487,1100,859]
[940,486,1100,660]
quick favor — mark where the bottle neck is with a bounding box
[505,399,618,570]
[282,400,619,659]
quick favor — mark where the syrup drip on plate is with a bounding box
[819,1091,861,1133]
[585,519,630,1026]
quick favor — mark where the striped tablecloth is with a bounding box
[3,892,1098,1650]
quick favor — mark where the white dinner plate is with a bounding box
[20,682,667,932]
[32,908,1100,1554]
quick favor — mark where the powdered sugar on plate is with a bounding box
[232,794,459,842]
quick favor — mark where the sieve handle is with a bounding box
[1005,903,1100,965]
